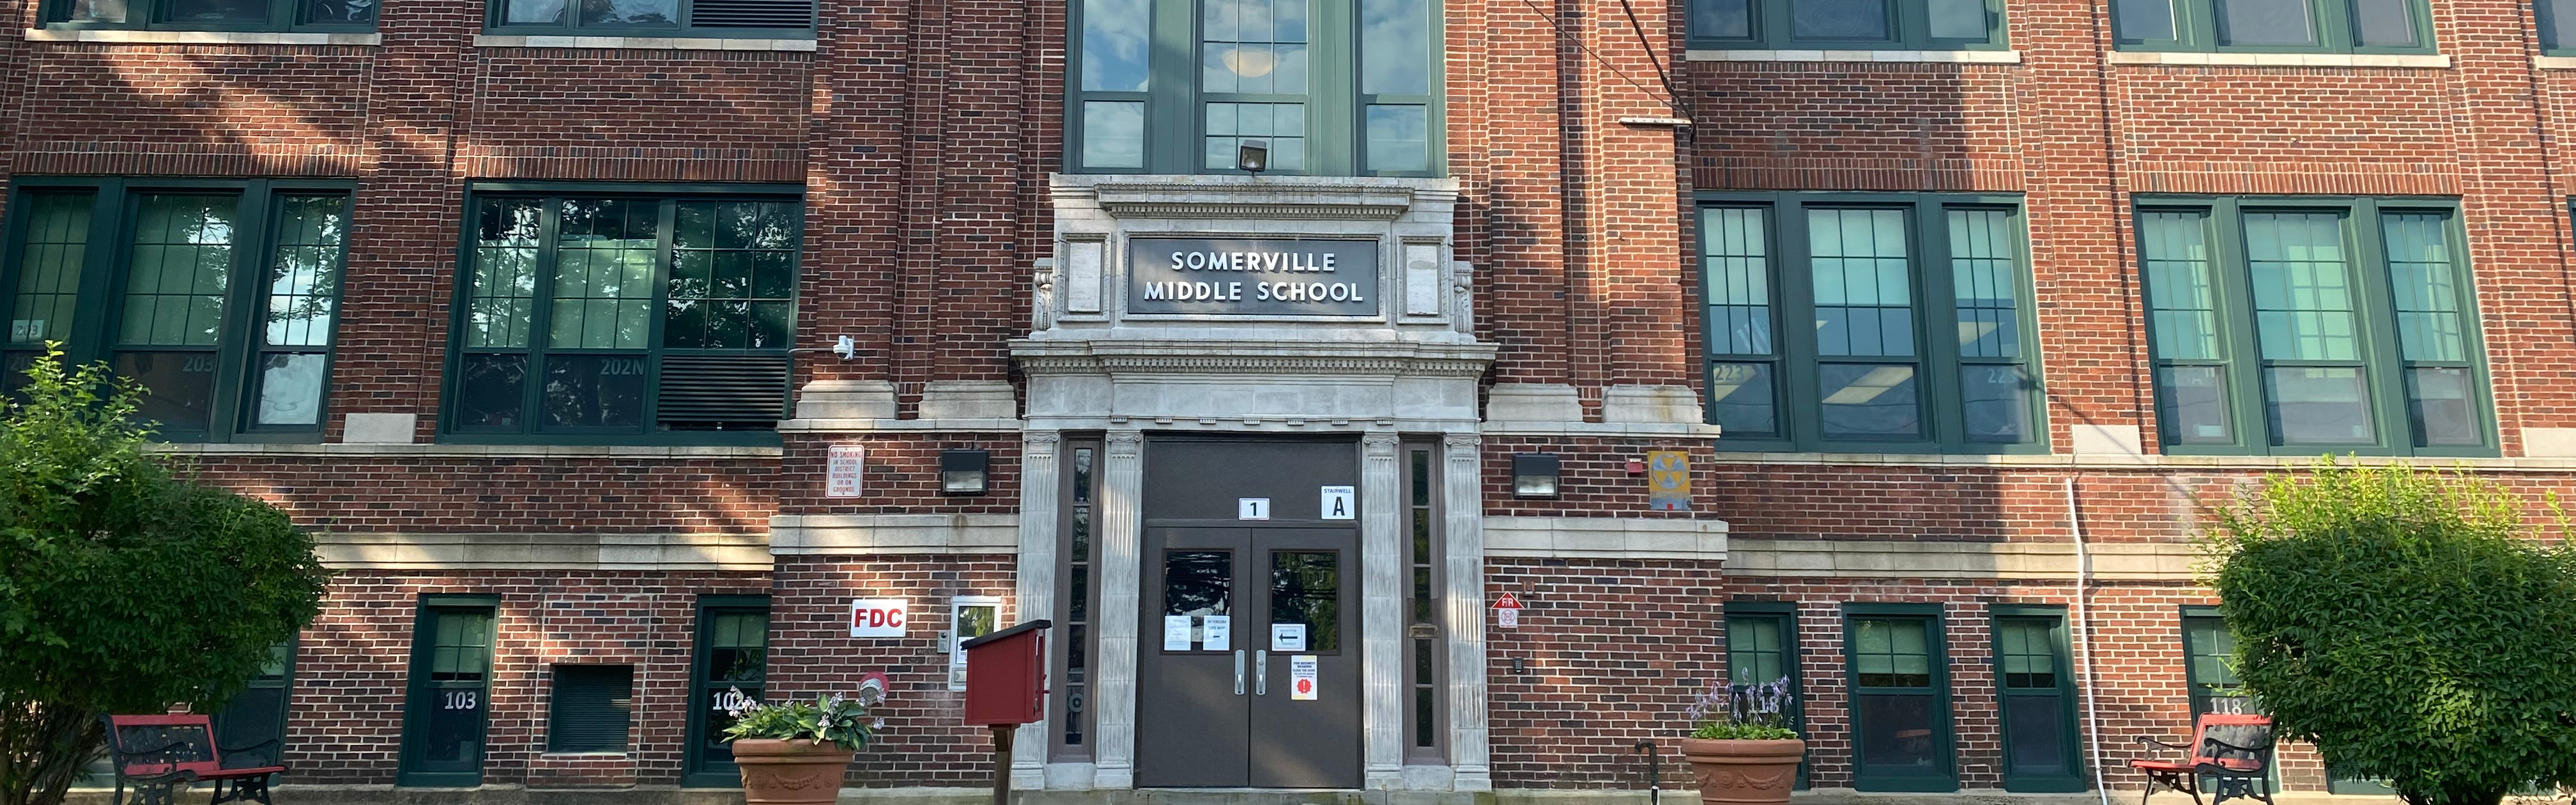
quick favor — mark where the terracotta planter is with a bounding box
[1678,738,1805,805]
[729,739,855,805]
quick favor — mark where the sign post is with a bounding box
[960,620,1051,805]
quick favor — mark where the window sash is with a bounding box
[482,0,815,37]
[446,189,799,442]
[0,179,348,443]
[2109,0,2434,54]
[40,0,375,32]
[2138,197,2490,456]
[1685,0,2005,50]
[1696,194,2041,454]
[1839,606,1955,792]
[1067,0,1443,176]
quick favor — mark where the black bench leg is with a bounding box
[210,776,275,805]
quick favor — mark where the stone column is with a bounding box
[1360,432,1404,787]
[1091,429,1145,788]
[1011,431,1060,788]
[1442,433,1492,790]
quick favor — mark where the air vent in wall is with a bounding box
[659,354,790,428]
[688,0,813,28]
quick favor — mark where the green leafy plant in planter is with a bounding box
[721,688,885,804]
[1678,678,1804,805]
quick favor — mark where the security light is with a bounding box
[1512,453,1561,499]
[941,449,990,495]
[1237,140,1269,174]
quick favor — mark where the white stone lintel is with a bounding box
[768,514,1020,555]
[1484,516,1728,560]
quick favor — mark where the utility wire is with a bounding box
[1507,0,1682,117]
[1611,0,1683,112]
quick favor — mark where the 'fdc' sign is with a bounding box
[850,599,908,638]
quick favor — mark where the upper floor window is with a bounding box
[1697,193,2043,454]
[1687,0,2004,50]
[1,178,351,443]
[486,0,815,36]
[2137,197,2491,456]
[1068,0,1443,176]
[42,0,374,31]
[2110,0,2430,54]
[2542,0,2576,56]
[443,185,799,445]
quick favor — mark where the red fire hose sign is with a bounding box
[1289,655,1318,700]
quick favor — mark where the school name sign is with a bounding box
[1127,238,1379,317]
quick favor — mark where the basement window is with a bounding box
[40,0,374,31]
[486,0,815,37]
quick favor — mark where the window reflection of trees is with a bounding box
[1163,551,1231,617]
[1271,551,1338,651]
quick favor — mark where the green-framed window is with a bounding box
[40,0,372,31]
[2179,607,2249,717]
[1842,604,1955,792]
[2137,197,2491,457]
[1,178,351,443]
[1404,443,1445,762]
[212,641,296,770]
[1990,606,2085,793]
[484,0,813,38]
[1685,0,2004,50]
[444,185,799,446]
[2110,0,2432,54]
[1725,601,1805,789]
[1068,0,1444,176]
[1697,194,2043,454]
[1053,441,1103,761]
[400,595,498,787]
[685,597,768,786]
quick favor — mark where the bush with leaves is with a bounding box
[720,688,885,751]
[2207,461,2576,805]
[1683,677,1799,740]
[0,349,331,805]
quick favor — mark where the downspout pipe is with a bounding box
[2069,477,2112,805]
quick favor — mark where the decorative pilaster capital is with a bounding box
[1443,433,1482,451]
[1362,432,1401,454]
[1023,431,1062,457]
[1107,429,1144,455]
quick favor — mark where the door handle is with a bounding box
[1255,650,1268,695]
[1233,650,1246,696]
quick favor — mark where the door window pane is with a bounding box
[2182,616,2243,716]
[1997,620,2055,689]
[263,195,344,348]
[253,353,327,425]
[2143,211,2222,360]
[116,351,217,432]
[1163,550,1232,617]
[1791,0,1889,39]
[1808,208,1914,358]
[1926,0,1987,40]
[9,193,92,346]
[1081,0,1152,91]
[1082,102,1147,169]
[502,0,565,24]
[579,0,676,26]
[1691,0,1750,38]
[63,0,128,23]
[1271,551,1340,652]
[454,353,527,431]
[1360,0,1432,95]
[468,199,544,349]
[2405,366,2479,446]
[1854,694,1937,769]
[2264,366,2373,445]
[1205,103,1307,172]
[1959,364,2030,443]
[1726,616,1788,684]
[2158,365,2232,443]
[160,0,264,22]
[1708,362,1777,438]
[2215,0,2315,46]
[2245,212,2358,362]
[2351,0,2416,47]
[1363,105,1430,172]
[2002,694,2068,772]
[1949,209,2020,359]
[1818,363,1919,439]
[668,201,797,349]
[2114,0,2176,40]
[302,0,374,24]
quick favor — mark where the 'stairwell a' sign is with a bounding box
[1126,238,1380,317]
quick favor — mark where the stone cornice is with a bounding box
[1056,174,1460,222]
[1009,338,1496,378]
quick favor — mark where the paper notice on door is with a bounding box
[1271,623,1307,652]
[1163,615,1194,651]
[1202,615,1230,650]
[1289,654,1318,700]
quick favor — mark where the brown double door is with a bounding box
[1135,438,1363,788]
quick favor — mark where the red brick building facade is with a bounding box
[10,0,2568,799]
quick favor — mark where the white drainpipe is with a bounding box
[2068,477,2112,805]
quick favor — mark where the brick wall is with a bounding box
[765,555,1019,786]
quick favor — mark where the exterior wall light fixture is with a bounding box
[1237,140,1269,174]
[941,448,990,495]
[1512,452,1561,499]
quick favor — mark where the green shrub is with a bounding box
[2208,461,2576,805]
[0,349,331,805]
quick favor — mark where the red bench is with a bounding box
[101,714,284,805]
[2130,712,2275,805]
